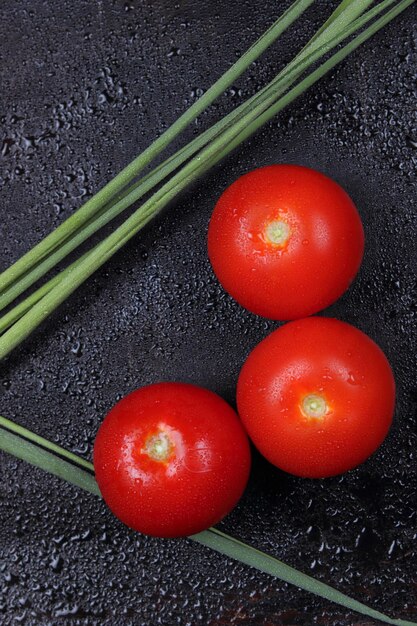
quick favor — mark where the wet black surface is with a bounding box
[0,0,416,624]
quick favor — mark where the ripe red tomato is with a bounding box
[94,382,251,537]
[237,318,395,478]
[208,165,364,320]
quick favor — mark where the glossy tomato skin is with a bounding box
[208,165,364,320]
[237,318,395,478]
[94,383,251,538]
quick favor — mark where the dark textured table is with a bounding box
[0,1,416,624]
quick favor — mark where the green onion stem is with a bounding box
[0,252,93,335]
[0,0,413,360]
[207,0,414,167]
[287,0,374,68]
[0,0,315,294]
[0,0,400,317]
[0,415,94,471]
[297,0,374,50]
[193,528,417,626]
[0,427,99,496]
[0,417,415,626]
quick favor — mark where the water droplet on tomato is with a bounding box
[347,371,359,385]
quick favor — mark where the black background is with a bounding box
[0,1,416,624]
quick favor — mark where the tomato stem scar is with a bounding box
[264,220,291,247]
[144,432,174,462]
[301,394,327,419]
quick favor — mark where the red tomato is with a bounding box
[208,165,364,320]
[237,318,395,478]
[94,383,251,537]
